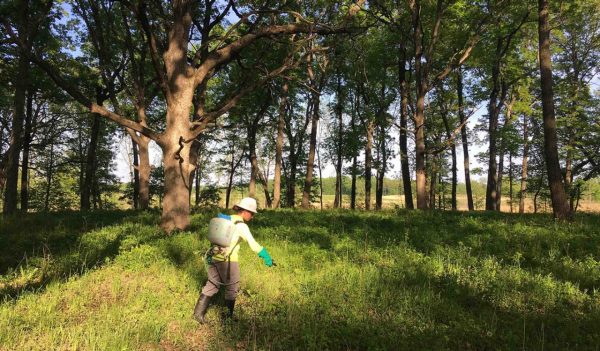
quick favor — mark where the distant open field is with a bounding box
[221,191,600,213]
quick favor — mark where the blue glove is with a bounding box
[258,247,273,267]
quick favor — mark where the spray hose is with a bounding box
[203,246,240,287]
[203,246,278,287]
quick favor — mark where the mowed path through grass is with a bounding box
[1,209,600,350]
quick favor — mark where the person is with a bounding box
[193,197,274,323]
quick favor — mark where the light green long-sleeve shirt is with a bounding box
[212,214,263,262]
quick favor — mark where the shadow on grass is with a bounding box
[0,210,162,301]
[256,209,600,291]
[212,244,600,350]
[142,209,600,349]
[216,274,600,350]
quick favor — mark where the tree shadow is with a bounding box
[213,246,600,350]
[0,210,162,300]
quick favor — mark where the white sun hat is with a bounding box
[233,197,258,213]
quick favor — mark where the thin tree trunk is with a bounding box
[350,98,358,210]
[496,97,516,212]
[509,151,513,213]
[302,100,319,209]
[195,159,201,206]
[457,68,474,210]
[3,49,29,215]
[538,0,571,220]
[137,137,150,209]
[334,75,344,208]
[273,82,287,209]
[226,143,236,209]
[375,122,387,211]
[429,146,438,210]
[441,108,457,210]
[317,127,323,210]
[398,42,414,210]
[566,147,574,211]
[44,143,54,212]
[410,0,428,210]
[132,138,140,209]
[351,154,357,210]
[485,39,504,211]
[365,119,374,210]
[519,115,529,213]
[81,112,101,210]
[439,173,443,209]
[287,156,297,208]
[302,52,325,209]
[497,152,504,212]
[20,89,34,212]
[247,125,258,198]
[533,176,544,214]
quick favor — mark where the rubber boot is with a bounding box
[224,299,236,321]
[193,294,211,324]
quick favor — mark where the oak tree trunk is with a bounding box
[138,137,150,209]
[538,0,571,220]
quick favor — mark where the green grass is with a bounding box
[1,209,600,350]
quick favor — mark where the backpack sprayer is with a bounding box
[203,213,243,286]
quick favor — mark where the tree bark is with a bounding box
[441,109,457,210]
[350,97,358,210]
[302,52,325,209]
[351,154,357,210]
[496,97,516,212]
[247,124,258,198]
[287,153,298,207]
[538,0,571,220]
[519,115,529,213]
[485,39,504,211]
[412,0,428,210]
[44,142,54,212]
[509,151,513,213]
[364,119,374,210]
[457,68,474,210]
[334,75,344,208]
[398,44,414,209]
[131,138,140,209]
[273,82,287,209]
[81,112,101,210]
[138,137,150,209]
[301,99,320,209]
[3,47,29,216]
[20,89,34,213]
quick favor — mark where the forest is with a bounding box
[1,0,600,350]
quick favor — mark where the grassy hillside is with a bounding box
[1,210,600,350]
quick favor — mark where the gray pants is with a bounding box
[201,261,240,300]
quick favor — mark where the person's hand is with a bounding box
[258,247,273,267]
